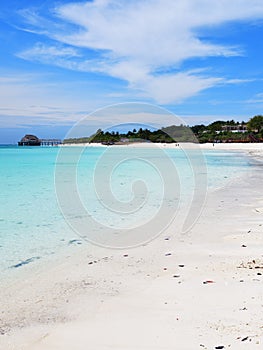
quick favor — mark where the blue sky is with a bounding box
[1,0,263,143]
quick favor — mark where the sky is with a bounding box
[1,0,263,143]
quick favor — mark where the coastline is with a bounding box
[1,144,263,349]
[61,141,263,156]
[61,141,263,148]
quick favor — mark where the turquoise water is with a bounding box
[0,145,251,273]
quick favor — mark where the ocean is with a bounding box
[0,145,251,275]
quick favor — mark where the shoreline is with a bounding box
[61,141,263,148]
[60,141,263,162]
[1,146,263,349]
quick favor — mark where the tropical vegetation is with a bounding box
[63,115,263,144]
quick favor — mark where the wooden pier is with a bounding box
[40,139,62,146]
[18,134,62,146]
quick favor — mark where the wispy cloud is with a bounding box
[245,92,263,104]
[17,43,84,70]
[0,74,107,127]
[16,0,263,104]
[18,43,81,59]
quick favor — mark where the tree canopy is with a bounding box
[247,115,263,134]
[63,115,263,144]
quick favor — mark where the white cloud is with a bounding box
[19,43,81,59]
[17,44,104,72]
[0,74,108,127]
[17,0,263,104]
[137,73,223,104]
[245,92,263,104]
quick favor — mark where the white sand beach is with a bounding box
[1,143,263,350]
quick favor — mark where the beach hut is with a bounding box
[18,134,41,146]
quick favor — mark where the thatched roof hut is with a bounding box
[18,134,41,146]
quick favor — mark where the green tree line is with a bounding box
[63,115,263,144]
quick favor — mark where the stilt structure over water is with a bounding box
[40,139,62,146]
[18,135,62,146]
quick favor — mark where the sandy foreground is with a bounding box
[1,143,263,350]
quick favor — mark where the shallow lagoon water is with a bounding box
[0,145,251,273]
